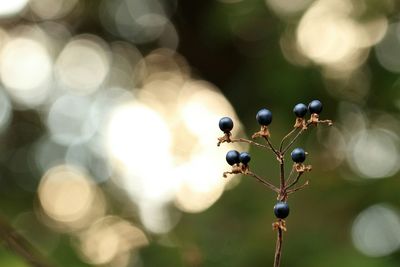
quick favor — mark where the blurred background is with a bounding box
[0,0,400,266]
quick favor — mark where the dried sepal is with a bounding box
[273,219,287,232]
[252,125,271,139]
[293,117,308,129]
[308,113,333,126]
[294,163,312,173]
[222,164,242,178]
[217,132,232,146]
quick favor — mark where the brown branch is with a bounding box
[281,122,313,155]
[230,138,271,150]
[263,137,280,158]
[279,158,285,194]
[273,225,283,267]
[245,171,279,193]
[279,128,297,152]
[287,181,310,194]
[285,166,295,184]
[0,216,56,267]
[285,172,303,190]
[281,130,304,155]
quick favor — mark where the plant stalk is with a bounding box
[273,226,283,267]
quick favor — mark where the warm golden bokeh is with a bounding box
[38,165,106,231]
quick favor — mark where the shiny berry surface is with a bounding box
[256,108,272,126]
[226,150,240,165]
[291,148,306,163]
[293,103,307,118]
[239,152,251,165]
[274,202,290,219]
[219,117,234,133]
[308,100,323,114]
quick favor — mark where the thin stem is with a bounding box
[274,143,285,267]
[279,158,285,193]
[273,226,283,267]
[279,128,297,152]
[263,137,280,157]
[285,166,295,184]
[282,122,312,155]
[285,173,303,190]
[281,129,304,155]
[287,181,309,194]
[0,216,56,267]
[230,138,271,150]
[245,171,279,193]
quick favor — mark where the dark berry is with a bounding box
[226,150,240,165]
[274,202,290,219]
[256,108,272,126]
[291,148,306,163]
[239,152,251,165]
[308,100,323,114]
[293,103,308,118]
[219,117,234,133]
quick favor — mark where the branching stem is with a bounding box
[274,226,283,267]
[279,128,297,152]
[285,173,303,190]
[230,138,271,150]
[264,137,280,158]
[281,129,305,155]
[218,114,332,267]
[245,171,279,193]
[287,181,309,194]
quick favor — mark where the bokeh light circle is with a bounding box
[0,0,29,17]
[0,37,52,107]
[38,165,95,224]
[47,94,98,145]
[375,23,400,73]
[347,129,400,179]
[79,216,148,265]
[55,36,110,95]
[352,204,400,257]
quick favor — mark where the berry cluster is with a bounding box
[216,99,332,266]
[218,100,329,220]
[225,150,251,166]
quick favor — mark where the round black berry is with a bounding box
[226,150,240,165]
[256,108,272,126]
[293,103,308,118]
[219,117,234,133]
[308,100,323,114]
[239,152,251,165]
[291,148,306,163]
[274,202,290,219]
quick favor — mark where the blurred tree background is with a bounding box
[0,0,400,266]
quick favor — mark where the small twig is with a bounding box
[279,157,285,194]
[287,181,309,194]
[273,224,283,267]
[318,119,333,125]
[279,128,297,152]
[230,138,271,150]
[263,137,280,157]
[245,171,279,193]
[0,216,56,267]
[285,173,303,190]
[285,166,295,184]
[281,130,304,155]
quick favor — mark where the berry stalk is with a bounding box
[274,226,283,267]
[217,100,332,267]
